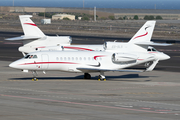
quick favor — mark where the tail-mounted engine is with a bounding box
[112,53,138,64]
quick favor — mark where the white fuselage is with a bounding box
[9,49,170,73]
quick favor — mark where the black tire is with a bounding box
[84,73,91,79]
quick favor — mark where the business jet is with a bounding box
[5,15,104,55]
[5,15,169,55]
[6,15,72,56]
[9,48,170,81]
[9,20,171,81]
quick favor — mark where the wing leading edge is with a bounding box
[77,67,143,73]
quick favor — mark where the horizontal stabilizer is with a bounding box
[77,67,143,72]
[135,42,172,46]
[5,36,41,41]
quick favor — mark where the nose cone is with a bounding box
[164,54,170,60]
[158,53,170,61]
[9,62,17,69]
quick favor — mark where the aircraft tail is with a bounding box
[19,15,45,37]
[128,21,156,44]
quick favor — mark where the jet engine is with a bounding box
[112,53,138,64]
[103,42,127,50]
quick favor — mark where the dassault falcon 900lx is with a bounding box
[6,15,170,55]
[9,21,170,81]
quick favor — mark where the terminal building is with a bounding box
[52,14,75,20]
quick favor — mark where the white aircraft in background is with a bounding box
[9,20,170,81]
[6,15,72,56]
[5,15,170,55]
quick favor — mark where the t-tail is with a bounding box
[6,15,45,41]
[128,21,170,46]
[20,15,45,38]
[5,15,72,54]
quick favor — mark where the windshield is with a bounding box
[24,55,38,59]
[147,47,157,52]
[152,48,157,51]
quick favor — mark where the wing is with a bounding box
[5,36,41,41]
[76,67,143,73]
[135,41,171,46]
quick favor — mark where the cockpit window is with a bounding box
[33,55,37,58]
[147,49,151,51]
[24,55,30,59]
[152,48,157,51]
[29,55,33,59]
[147,47,157,52]
[24,55,38,59]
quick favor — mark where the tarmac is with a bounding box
[0,60,180,120]
[0,32,180,120]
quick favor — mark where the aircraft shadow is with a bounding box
[8,74,156,82]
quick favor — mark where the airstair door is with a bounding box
[41,54,49,69]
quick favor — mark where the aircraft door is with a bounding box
[41,54,49,69]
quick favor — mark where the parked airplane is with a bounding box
[6,15,72,56]
[8,16,171,81]
[5,15,170,55]
[9,20,170,81]
[9,48,170,81]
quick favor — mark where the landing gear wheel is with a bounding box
[32,78,38,81]
[98,75,106,81]
[84,73,91,79]
[32,71,38,81]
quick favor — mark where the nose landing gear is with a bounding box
[32,71,38,81]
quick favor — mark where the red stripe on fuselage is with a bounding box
[63,46,94,51]
[36,46,46,48]
[94,55,106,60]
[133,32,148,40]
[19,62,78,65]
[24,23,37,27]
[148,52,157,54]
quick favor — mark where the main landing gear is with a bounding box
[84,73,91,79]
[84,72,106,81]
[98,72,106,81]
[32,71,38,81]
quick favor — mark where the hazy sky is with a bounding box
[0,0,179,9]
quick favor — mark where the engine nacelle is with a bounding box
[112,53,138,64]
[103,42,128,50]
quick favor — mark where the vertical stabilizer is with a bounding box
[129,21,156,44]
[19,15,45,37]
